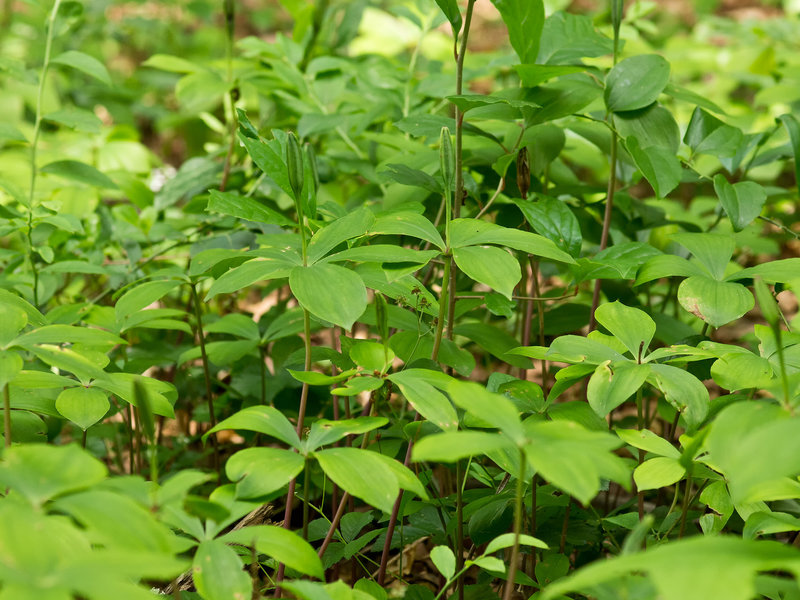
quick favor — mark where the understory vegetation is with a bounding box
[3,0,800,598]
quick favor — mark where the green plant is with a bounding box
[3,0,800,599]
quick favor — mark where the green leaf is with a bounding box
[449,219,575,264]
[587,361,650,418]
[678,276,754,328]
[515,196,582,257]
[634,457,686,491]
[671,232,734,281]
[626,136,681,198]
[221,525,324,580]
[0,350,22,389]
[55,387,109,431]
[226,447,304,499]
[388,371,458,431]
[323,245,438,266]
[11,324,125,349]
[380,164,442,194]
[684,107,744,158]
[595,301,656,358]
[434,0,462,35]
[727,258,800,284]
[142,53,202,73]
[649,364,709,431]
[635,254,706,286]
[41,160,117,189]
[369,212,445,251]
[304,417,388,451]
[413,431,515,462]
[239,133,293,198]
[349,340,394,372]
[93,373,175,418]
[617,428,680,459]
[193,539,250,600]
[707,402,800,504]
[489,0,544,64]
[307,208,375,264]
[537,11,613,64]
[540,535,800,600]
[527,77,603,125]
[713,175,766,232]
[614,105,681,153]
[546,334,626,364]
[604,55,670,113]
[448,380,525,444]
[453,246,520,300]
[710,352,773,392]
[485,533,548,554]
[290,264,367,330]
[0,444,106,506]
[779,114,800,198]
[51,50,111,85]
[525,421,629,505]
[0,305,27,348]
[44,107,103,133]
[205,256,296,300]
[207,190,294,227]
[446,94,540,113]
[314,448,398,514]
[514,64,586,87]
[430,546,456,580]
[204,406,300,449]
[115,280,182,322]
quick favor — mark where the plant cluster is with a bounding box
[2,0,800,599]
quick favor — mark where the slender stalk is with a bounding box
[302,456,311,540]
[190,282,220,480]
[679,475,692,538]
[377,412,422,585]
[502,448,526,600]
[26,0,63,308]
[431,256,451,361]
[81,429,87,449]
[636,386,645,522]
[219,0,237,191]
[455,460,465,600]
[559,498,572,554]
[588,131,618,331]
[3,383,10,448]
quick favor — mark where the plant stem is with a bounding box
[302,456,310,540]
[455,460,465,600]
[559,498,572,554]
[377,412,422,585]
[431,255,451,361]
[3,383,10,448]
[679,474,692,538]
[190,282,219,479]
[219,0,237,191]
[588,130,618,331]
[26,0,63,308]
[502,448,526,600]
[636,386,645,522]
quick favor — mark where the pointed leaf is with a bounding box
[55,387,109,431]
[605,55,670,112]
[290,264,367,330]
[453,246,521,300]
[627,136,681,198]
[51,50,111,85]
[587,361,650,418]
[678,276,754,327]
[713,175,766,232]
[204,406,301,449]
[193,539,250,600]
[226,447,304,499]
[221,525,324,580]
[41,160,117,189]
[595,301,656,358]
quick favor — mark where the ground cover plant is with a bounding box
[2,0,800,598]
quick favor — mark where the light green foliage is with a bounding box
[1,1,800,599]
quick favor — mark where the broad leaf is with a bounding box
[684,107,744,158]
[306,208,375,264]
[541,536,800,600]
[678,276,754,327]
[115,280,182,322]
[205,256,296,300]
[594,301,656,358]
[490,0,544,64]
[221,525,324,580]
[193,539,250,600]
[713,175,766,232]
[449,219,574,263]
[605,55,670,112]
[314,448,399,514]
[430,546,456,580]
[206,190,293,227]
[55,387,109,431]
[204,405,300,449]
[627,136,681,198]
[413,431,515,462]
[671,232,734,281]
[634,457,686,491]
[41,160,117,189]
[51,50,111,85]
[649,364,709,431]
[226,447,304,499]
[453,245,520,300]
[587,361,650,418]
[289,264,367,330]
[388,371,458,431]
